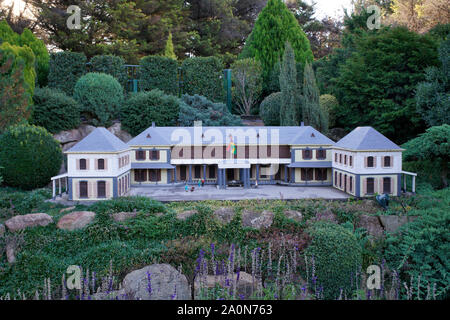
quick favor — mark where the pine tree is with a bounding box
[0,49,31,132]
[240,0,313,87]
[279,42,300,126]
[164,32,177,60]
[303,62,328,132]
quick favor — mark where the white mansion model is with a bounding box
[51,124,417,201]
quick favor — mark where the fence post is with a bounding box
[224,69,232,113]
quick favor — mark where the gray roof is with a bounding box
[131,163,175,169]
[335,127,401,151]
[127,126,335,146]
[288,161,332,168]
[67,127,129,153]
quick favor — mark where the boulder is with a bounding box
[214,207,235,224]
[107,122,133,143]
[77,124,96,138]
[379,215,418,234]
[112,212,137,222]
[242,210,273,229]
[284,210,303,222]
[57,211,96,231]
[6,242,16,264]
[357,215,384,238]
[61,141,77,152]
[194,272,261,299]
[122,264,191,300]
[5,213,53,232]
[177,210,197,221]
[0,223,5,237]
[59,206,76,214]
[53,128,82,144]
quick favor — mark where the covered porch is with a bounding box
[51,173,69,199]
[218,160,251,189]
[401,171,417,193]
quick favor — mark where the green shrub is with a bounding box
[120,89,180,136]
[181,56,224,102]
[90,54,127,89]
[306,222,362,299]
[179,94,242,126]
[19,29,50,87]
[31,87,80,133]
[48,51,87,96]
[73,72,124,126]
[140,55,178,95]
[260,92,282,126]
[90,196,167,214]
[0,125,62,190]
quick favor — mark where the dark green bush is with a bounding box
[120,89,180,136]
[90,196,167,214]
[31,87,80,134]
[181,56,224,102]
[260,92,282,126]
[48,51,87,96]
[90,54,127,89]
[179,94,242,126]
[73,72,124,127]
[403,160,446,190]
[0,125,62,190]
[140,55,178,95]
[306,222,362,299]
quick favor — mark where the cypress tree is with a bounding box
[303,62,328,132]
[279,42,300,126]
[240,0,313,87]
[164,32,177,60]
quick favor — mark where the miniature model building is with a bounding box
[52,123,412,201]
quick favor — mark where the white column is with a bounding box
[412,176,416,193]
[52,180,56,199]
[58,179,61,196]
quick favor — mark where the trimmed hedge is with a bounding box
[121,89,180,136]
[306,222,362,299]
[260,92,282,126]
[73,72,124,127]
[181,56,224,102]
[48,51,87,96]
[179,94,242,126]
[32,87,80,134]
[90,54,127,88]
[140,55,178,95]
[0,125,62,190]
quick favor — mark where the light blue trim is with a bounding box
[113,178,118,198]
[68,178,73,200]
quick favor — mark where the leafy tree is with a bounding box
[0,124,62,190]
[303,62,328,133]
[402,124,450,188]
[415,39,450,127]
[279,42,300,126]
[90,55,127,88]
[73,73,124,127]
[0,42,35,98]
[164,32,177,60]
[332,26,439,144]
[0,49,31,132]
[319,94,339,128]
[31,87,80,134]
[178,94,242,127]
[48,51,87,96]
[121,90,180,136]
[240,0,313,89]
[140,56,178,95]
[231,58,263,116]
[260,92,282,126]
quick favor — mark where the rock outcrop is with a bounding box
[57,211,96,231]
[5,213,53,232]
[242,210,273,229]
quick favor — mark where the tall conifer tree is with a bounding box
[279,42,300,126]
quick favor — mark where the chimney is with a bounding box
[152,122,155,128]
[301,122,304,127]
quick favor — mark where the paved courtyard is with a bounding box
[127,185,350,202]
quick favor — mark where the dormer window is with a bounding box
[80,159,87,170]
[367,156,374,167]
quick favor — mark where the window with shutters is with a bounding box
[367,178,375,194]
[315,168,327,181]
[316,149,326,160]
[339,154,342,163]
[344,155,347,165]
[79,181,88,198]
[80,159,87,170]
[135,169,147,182]
[151,150,160,160]
[335,172,337,185]
[339,173,342,187]
[384,156,391,167]
[301,169,313,181]
[383,177,391,194]
[335,153,338,162]
[303,149,312,160]
[367,156,374,167]
[209,165,216,179]
[349,177,353,192]
[349,156,353,167]
[136,150,146,161]
[98,159,105,170]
